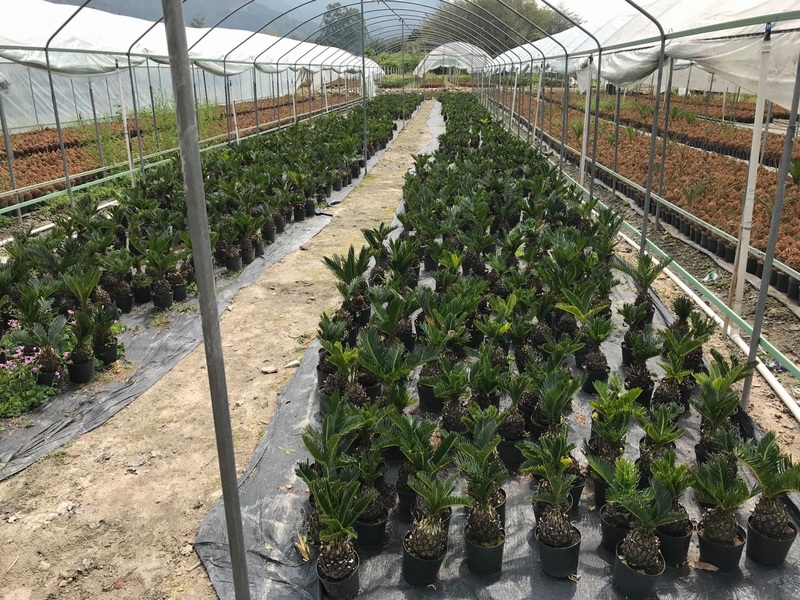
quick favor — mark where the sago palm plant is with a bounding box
[693,455,755,545]
[406,472,470,560]
[737,432,800,540]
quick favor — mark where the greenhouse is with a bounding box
[1,1,800,600]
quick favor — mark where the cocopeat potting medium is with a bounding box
[195,279,800,600]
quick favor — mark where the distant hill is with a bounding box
[48,0,321,40]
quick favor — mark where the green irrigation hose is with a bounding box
[486,94,800,381]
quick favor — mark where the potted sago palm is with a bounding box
[531,464,581,578]
[650,451,695,566]
[67,310,95,384]
[310,477,375,600]
[402,472,470,586]
[737,431,800,567]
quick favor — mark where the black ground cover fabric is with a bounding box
[195,277,800,600]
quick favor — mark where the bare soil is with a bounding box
[0,100,437,600]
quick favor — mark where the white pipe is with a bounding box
[616,230,800,423]
[231,99,240,145]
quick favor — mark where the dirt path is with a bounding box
[0,100,438,600]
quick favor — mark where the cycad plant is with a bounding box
[651,330,703,408]
[498,372,530,446]
[636,402,685,484]
[611,477,681,575]
[323,246,371,324]
[624,325,662,402]
[468,344,503,408]
[737,432,800,542]
[531,464,579,549]
[588,456,640,537]
[521,424,583,514]
[429,358,469,432]
[650,451,694,538]
[585,375,644,464]
[691,349,755,460]
[612,253,672,322]
[405,472,470,560]
[457,442,508,549]
[693,455,755,547]
[310,477,375,583]
[68,310,95,365]
[7,315,68,376]
[531,368,585,438]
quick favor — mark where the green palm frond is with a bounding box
[737,432,800,499]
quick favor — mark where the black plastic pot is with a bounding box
[657,522,694,567]
[236,245,253,265]
[95,342,118,366]
[354,513,388,551]
[536,528,581,579]
[464,527,504,575]
[294,206,306,222]
[225,255,243,272]
[495,488,507,531]
[152,291,174,311]
[423,255,438,272]
[777,272,790,293]
[274,215,285,234]
[417,383,444,412]
[707,238,718,254]
[67,360,94,384]
[36,370,57,387]
[789,280,800,301]
[570,477,585,512]
[172,283,188,302]
[621,343,633,367]
[402,532,445,586]
[700,233,709,249]
[133,285,151,304]
[264,227,276,244]
[717,242,728,258]
[613,542,664,599]
[333,178,343,192]
[592,474,608,509]
[113,294,134,314]
[364,382,382,401]
[306,198,317,217]
[746,256,759,274]
[698,523,746,572]
[600,505,630,552]
[746,516,797,567]
[254,241,265,258]
[397,488,416,519]
[318,553,360,600]
[725,246,736,263]
[497,440,524,473]
[582,368,607,394]
[770,269,779,286]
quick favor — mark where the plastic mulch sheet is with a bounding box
[0,118,409,481]
[195,276,800,600]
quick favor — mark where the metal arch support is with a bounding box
[43,0,93,208]
[623,0,667,256]
[539,0,603,201]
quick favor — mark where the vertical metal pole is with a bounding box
[589,53,603,202]
[70,79,80,121]
[160,3,252,598]
[162,0,250,600]
[741,49,800,411]
[360,0,369,176]
[276,72,282,129]
[146,60,161,151]
[728,28,772,327]
[203,70,209,104]
[559,66,569,175]
[88,81,106,175]
[655,59,675,231]
[253,67,259,133]
[127,57,147,178]
[106,78,113,116]
[0,94,22,221]
[683,62,693,104]
[638,47,666,256]
[27,67,40,128]
[44,53,75,206]
[509,70,519,129]
[760,101,773,165]
[527,63,535,143]
[225,79,233,141]
[117,63,136,187]
[579,69,591,187]
[613,86,621,190]
[401,24,406,124]
[703,73,714,117]
[292,73,298,124]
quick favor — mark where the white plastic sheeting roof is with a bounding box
[490,0,800,109]
[0,0,383,77]
[492,4,640,75]
[413,43,492,77]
